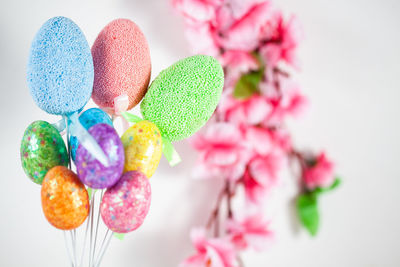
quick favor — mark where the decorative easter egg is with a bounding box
[75,124,124,189]
[120,121,162,178]
[100,171,151,233]
[70,108,113,161]
[27,16,94,115]
[20,121,68,184]
[41,166,89,230]
[92,18,151,112]
[140,55,224,142]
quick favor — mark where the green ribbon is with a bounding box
[87,187,97,200]
[113,233,125,240]
[121,112,143,124]
[162,137,181,166]
[120,112,181,166]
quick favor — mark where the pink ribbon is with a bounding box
[103,94,130,132]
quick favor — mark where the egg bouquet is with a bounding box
[20,16,224,267]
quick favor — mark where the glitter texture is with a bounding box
[20,121,68,184]
[70,108,113,161]
[27,16,93,115]
[140,55,224,141]
[75,124,124,189]
[120,121,162,178]
[41,166,89,230]
[100,171,151,233]
[92,19,151,111]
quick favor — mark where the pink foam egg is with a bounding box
[92,19,151,112]
[100,171,151,233]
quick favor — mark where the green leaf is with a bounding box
[233,69,264,100]
[297,193,319,236]
[251,51,265,68]
[330,177,341,190]
[314,177,341,195]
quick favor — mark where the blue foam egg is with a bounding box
[70,108,113,161]
[27,16,94,115]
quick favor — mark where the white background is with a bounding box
[1,0,399,266]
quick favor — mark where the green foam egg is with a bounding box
[20,121,68,184]
[140,55,224,141]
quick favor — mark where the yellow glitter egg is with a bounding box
[121,121,162,178]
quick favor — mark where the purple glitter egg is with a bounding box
[100,171,151,233]
[76,123,124,189]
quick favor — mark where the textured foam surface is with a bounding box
[70,108,113,161]
[92,19,151,112]
[27,16,94,115]
[140,55,224,141]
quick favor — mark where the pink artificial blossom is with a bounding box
[227,213,274,251]
[259,15,303,68]
[217,2,274,51]
[243,153,283,204]
[217,94,271,126]
[172,0,219,23]
[241,126,286,203]
[184,23,220,56]
[228,0,270,19]
[190,122,251,180]
[174,0,338,257]
[303,152,335,190]
[260,80,308,126]
[180,228,237,267]
[220,51,259,79]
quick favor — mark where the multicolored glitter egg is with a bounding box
[100,171,151,233]
[70,108,113,161]
[75,123,124,189]
[121,121,162,178]
[41,166,89,230]
[20,120,68,184]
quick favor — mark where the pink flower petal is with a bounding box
[173,0,217,22]
[245,126,273,156]
[185,23,220,56]
[218,2,273,51]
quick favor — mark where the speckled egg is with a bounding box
[91,19,151,112]
[70,108,113,161]
[20,120,68,184]
[27,16,94,115]
[75,123,124,189]
[100,171,151,233]
[41,166,89,230]
[140,55,224,141]
[121,121,162,178]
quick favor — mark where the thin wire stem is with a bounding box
[65,116,72,169]
[73,229,78,265]
[70,231,77,266]
[63,231,74,267]
[89,190,96,267]
[64,116,76,267]
[94,230,113,267]
[96,229,110,263]
[79,207,91,267]
[92,190,103,263]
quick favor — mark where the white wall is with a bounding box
[1,0,399,266]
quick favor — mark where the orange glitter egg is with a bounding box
[41,166,89,230]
